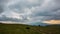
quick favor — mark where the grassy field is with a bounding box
[0,23,60,34]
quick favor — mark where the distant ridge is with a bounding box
[0,22,60,26]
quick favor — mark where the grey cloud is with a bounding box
[0,6,3,14]
[0,0,8,14]
[0,15,29,23]
[0,0,60,24]
[8,0,42,13]
[0,15,20,22]
[32,0,60,20]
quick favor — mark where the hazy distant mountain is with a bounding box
[27,22,49,26]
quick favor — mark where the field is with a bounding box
[0,23,60,34]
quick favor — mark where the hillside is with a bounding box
[0,23,60,34]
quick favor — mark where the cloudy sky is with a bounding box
[0,0,60,25]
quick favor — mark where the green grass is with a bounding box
[0,23,60,34]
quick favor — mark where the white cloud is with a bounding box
[2,11,22,19]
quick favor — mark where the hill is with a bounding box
[0,23,60,34]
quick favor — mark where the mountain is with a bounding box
[28,22,49,26]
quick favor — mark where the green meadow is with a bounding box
[0,23,60,34]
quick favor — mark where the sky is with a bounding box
[0,0,60,25]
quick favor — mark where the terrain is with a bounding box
[0,23,60,34]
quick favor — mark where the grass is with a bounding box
[0,23,60,34]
